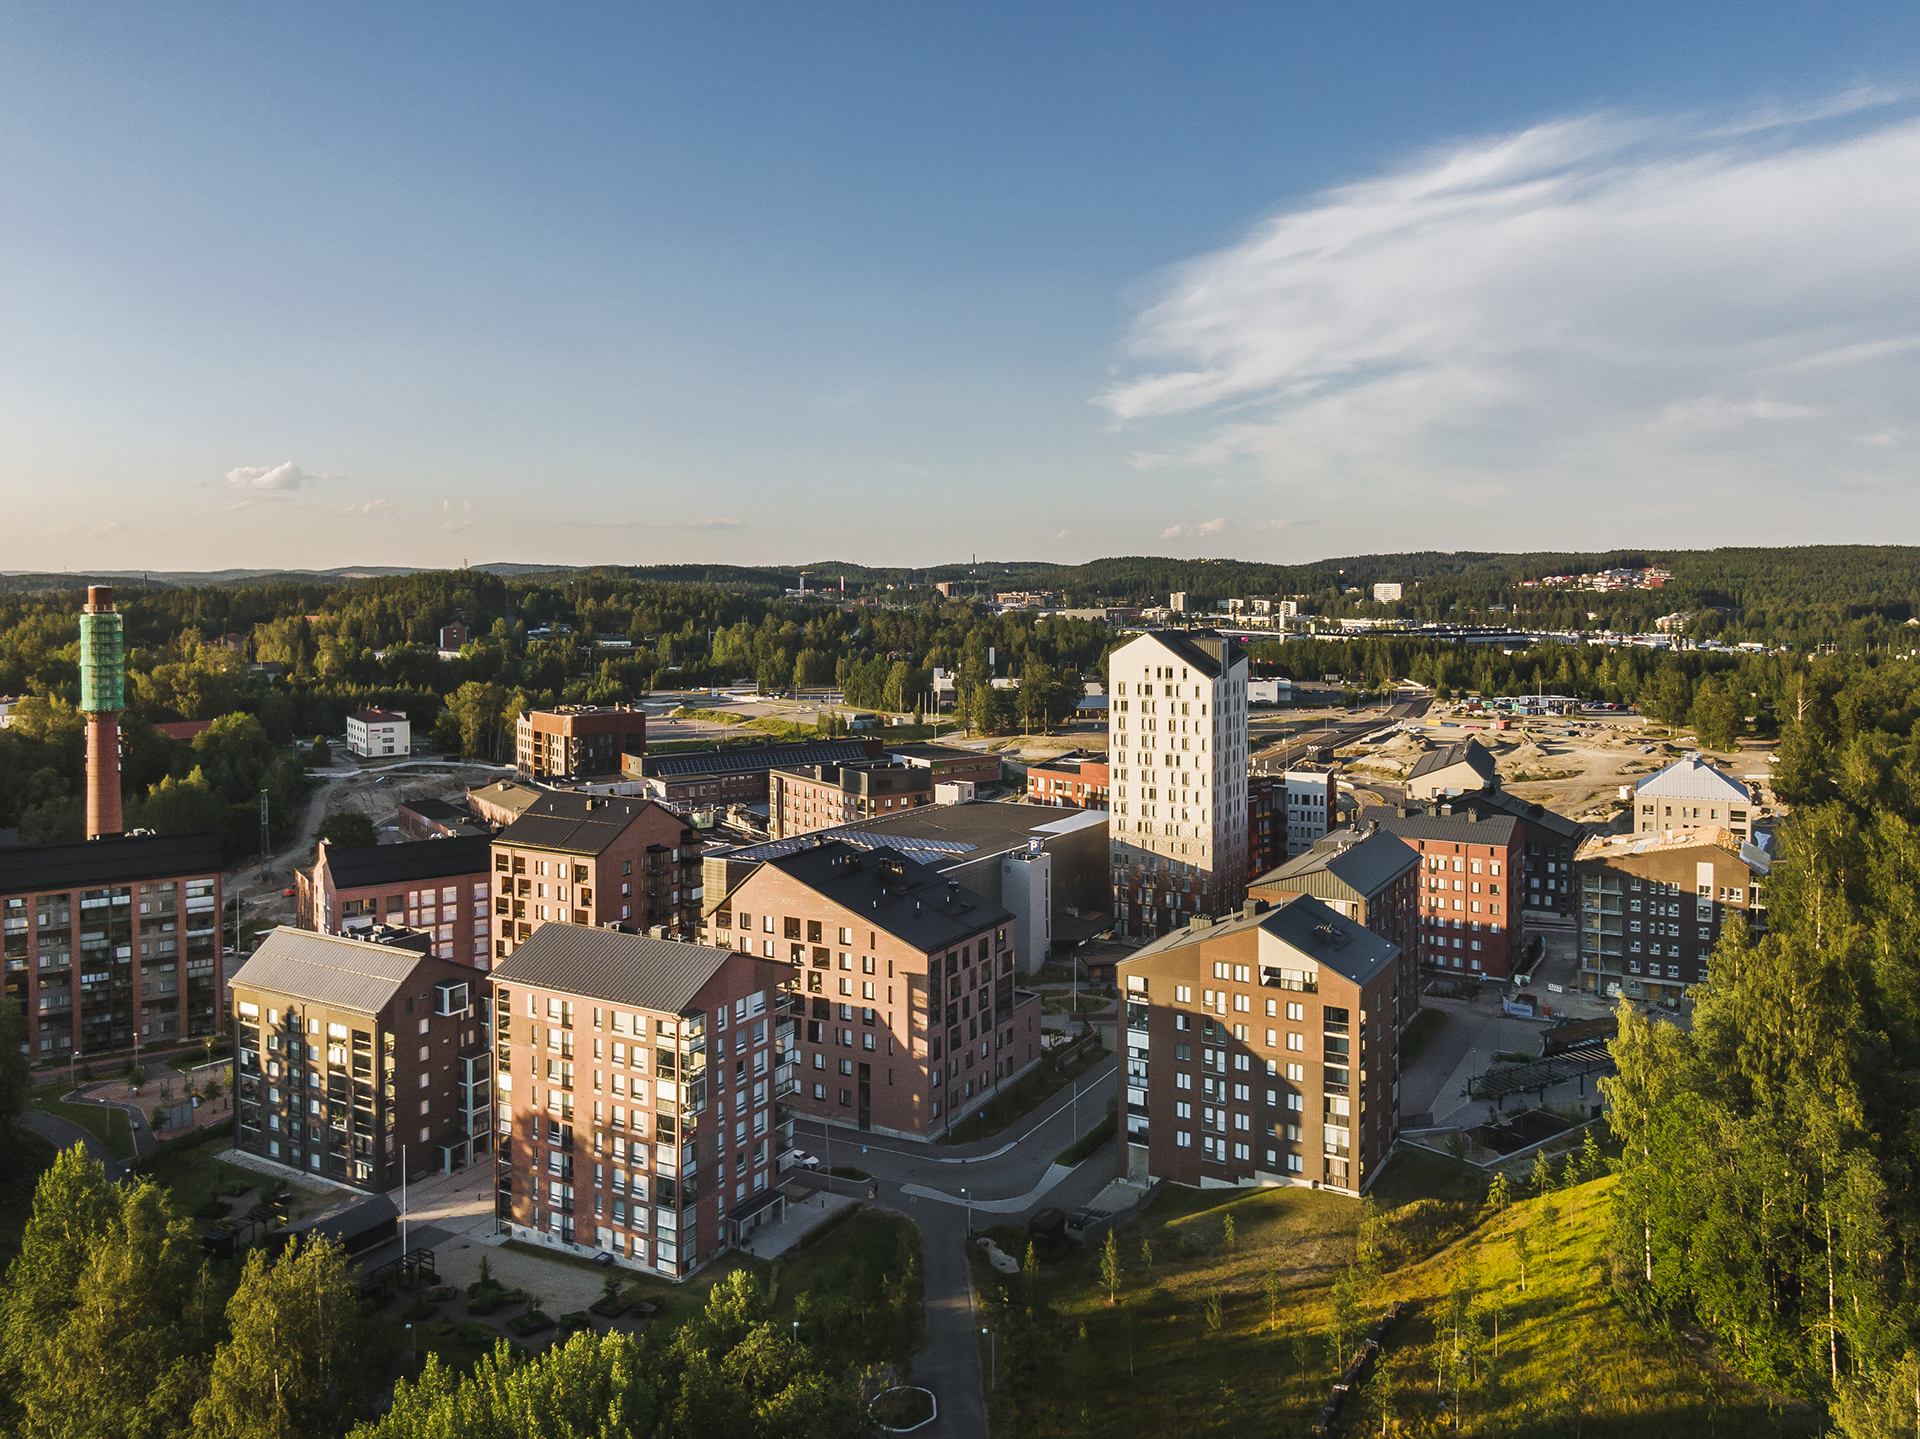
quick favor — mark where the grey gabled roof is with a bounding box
[1373,810,1520,846]
[490,923,735,1015]
[1407,738,1496,783]
[229,928,435,1014]
[497,793,673,856]
[1129,629,1240,679]
[1255,827,1417,899]
[322,834,493,889]
[1121,891,1398,988]
[1636,754,1751,803]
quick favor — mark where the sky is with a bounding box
[3,3,1919,573]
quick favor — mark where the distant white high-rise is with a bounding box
[1107,630,1250,939]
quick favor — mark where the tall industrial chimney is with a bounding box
[79,585,125,840]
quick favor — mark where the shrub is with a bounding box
[507,1311,555,1337]
[466,1292,507,1316]
[456,1322,496,1346]
[401,1299,438,1322]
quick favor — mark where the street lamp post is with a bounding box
[983,1327,995,1389]
[961,1186,970,1237]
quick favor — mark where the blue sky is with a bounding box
[3,3,1918,571]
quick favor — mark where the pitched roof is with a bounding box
[742,840,1014,953]
[0,830,222,895]
[490,923,736,1015]
[467,780,547,818]
[1407,738,1496,783]
[228,927,437,1013]
[1118,629,1240,679]
[350,708,409,723]
[1575,824,1751,864]
[321,834,494,889]
[497,792,676,855]
[1635,754,1751,803]
[1122,892,1398,988]
[1255,827,1417,899]
[1372,809,1520,846]
[1449,787,1586,842]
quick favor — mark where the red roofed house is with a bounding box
[347,709,411,758]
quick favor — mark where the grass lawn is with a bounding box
[935,1041,1109,1146]
[31,1097,134,1159]
[972,1159,1811,1439]
[1399,1006,1448,1066]
[141,1134,264,1220]
[766,1205,924,1370]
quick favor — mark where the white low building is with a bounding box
[346,708,410,758]
[1634,753,1753,840]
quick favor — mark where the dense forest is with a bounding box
[1604,656,1920,1429]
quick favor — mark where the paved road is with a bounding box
[14,1110,116,1169]
[786,1059,1119,1439]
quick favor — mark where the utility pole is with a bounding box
[258,789,270,869]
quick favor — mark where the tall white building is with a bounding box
[1107,630,1250,939]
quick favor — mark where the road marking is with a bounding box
[903,1164,1074,1213]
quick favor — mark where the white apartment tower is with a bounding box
[1108,630,1250,940]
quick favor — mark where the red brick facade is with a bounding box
[1025,755,1111,810]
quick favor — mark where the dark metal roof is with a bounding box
[751,840,1014,954]
[490,924,736,1014]
[229,928,437,1013]
[640,739,879,780]
[397,797,468,825]
[1130,629,1239,679]
[1452,787,1585,843]
[0,829,222,895]
[322,834,494,889]
[1255,828,1417,900]
[497,793,676,856]
[1122,891,1398,988]
[1373,810,1520,846]
[1406,738,1496,783]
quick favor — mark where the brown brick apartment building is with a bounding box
[1577,825,1768,1009]
[492,794,703,958]
[490,924,794,1275]
[297,834,495,969]
[1251,825,1419,1029]
[516,704,648,781]
[888,743,1002,788]
[1373,807,1521,980]
[1247,774,1279,880]
[1025,753,1110,810]
[1370,787,1587,926]
[1118,894,1402,1194]
[3,831,224,1063]
[229,927,491,1191]
[770,761,932,839]
[708,841,1043,1140]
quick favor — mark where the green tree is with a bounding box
[1690,676,1745,752]
[196,1236,381,1439]
[1484,1169,1511,1214]
[308,735,331,767]
[1528,1147,1554,1198]
[1647,666,1695,728]
[132,768,227,837]
[0,994,30,1127]
[1263,1256,1285,1333]
[317,811,378,850]
[1100,1229,1121,1306]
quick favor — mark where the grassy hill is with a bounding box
[972,1155,1813,1438]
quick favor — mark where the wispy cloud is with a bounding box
[437,500,475,532]
[226,460,341,491]
[1102,98,1920,540]
[586,517,744,531]
[1161,517,1228,540]
[341,499,400,517]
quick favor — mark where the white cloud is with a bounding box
[226,460,340,491]
[1161,517,1228,540]
[341,499,400,516]
[436,500,476,532]
[1102,99,1920,543]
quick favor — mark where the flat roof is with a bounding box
[0,830,222,895]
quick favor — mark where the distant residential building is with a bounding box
[1250,825,1419,1030]
[1247,775,1279,880]
[490,924,794,1274]
[1438,789,1586,922]
[2,831,224,1060]
[438,622,469,650]
[634,739,884,808]
[1169,592,1190,613]
[1373,807,1522,979]
[346,709,411,758]
[887,743,1002,788]
[230,927,487,1191]
[0,695,18,727]
[467,780,549,829]
[1025,753,1110,810]
[1117,894,1403,1194]
[492,793,702,958]
[1405,738,1497,800]
[154,719,214,743]
[707,842,1042,1140]
[297,834,494,969]
[396,796,482,840]
[1372,583,1403,602]
[1654,612,1696,633]
[515,705,648,781]
[1108,630,1251,941]
[1577,826,1768,1009]
[1074,695,1111,722]
[770,761,932,839]
[1635,755,1754,840]
[1279,766,1337,858]
[1247,679,1293,706]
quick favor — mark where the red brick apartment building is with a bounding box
[769,761,932,839]
[1247,774,1279,880]
[632,739,885,808]
[708,841,1043,1140]
[1250,825,1420,1030]
[2,831,225,1062]
[1118,894,1402,1195]
[492,793,703,958]
[515,705,648,781]
[297,834,495,969]
[229,927,489,1191]
[1025,753,1111,810]
[1373,808,1521,979]
[490,924,794,1275]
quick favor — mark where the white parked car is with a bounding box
[788,1150,821,1171]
